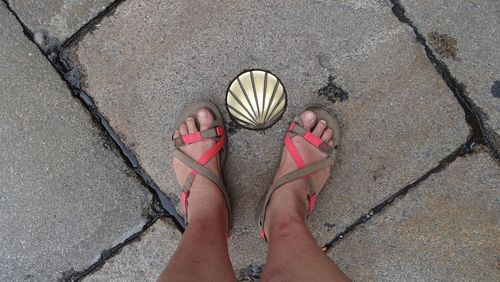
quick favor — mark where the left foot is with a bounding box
[172,108,228,230]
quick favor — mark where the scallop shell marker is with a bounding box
[226,70,286,130]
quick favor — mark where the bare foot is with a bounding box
[173,108,228,230]
[264,110,336,238]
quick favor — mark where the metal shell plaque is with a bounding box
[226,70,287,130]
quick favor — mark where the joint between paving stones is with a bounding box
[388,0,500,160]
[1,0,185,232]
[61,212,166,282]
[1,1,34,41]
[61,0,127,48]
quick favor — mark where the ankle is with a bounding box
[188,197,227,221]
[264,181,309,235]
[187,205,228,234]
[186,184,228,229]
[266,210,307,241]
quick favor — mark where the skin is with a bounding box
[158,108,350,282]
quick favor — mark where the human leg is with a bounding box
[158,107,236,281]
[260,110,350,281]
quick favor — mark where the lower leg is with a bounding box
[261,110,349,281]
[260,183,350,282]
[159,108,236,281]
[157,185,235,281]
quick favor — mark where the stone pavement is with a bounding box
[329,152,499,281]
[0,3,163,281]
[1,0,499,281]
[398,0,500,150]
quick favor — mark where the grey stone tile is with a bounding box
[69,0,468,271]
[0,4,151,281]
[7,0,114,44]
[398,0,500,150]
[329,152,500,281]
[83,218,181,282]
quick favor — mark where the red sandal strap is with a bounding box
[178,128,225,221]
[174,126,224,147]
[194,132,225,171]
[304,131,323,147]
[283,124,317,212]
[181,132,202,144]
[308,193,317,211]
[181,191,188,212]
[289,122,334,153]
[284,134,306,168]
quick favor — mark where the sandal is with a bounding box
[257,104,340,242]
[172,101,232,235]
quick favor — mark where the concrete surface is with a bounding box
[83,218,181,281]
[0,4,151,281]
[69,0,469,271]
[7,0,114,45]
[398,0,500,149]
[329,152,500,281]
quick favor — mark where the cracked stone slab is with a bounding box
[83,218,181,281]
[329,152,500,281]
[398,0,500,150]
[7,0,114,45]
[69,0,468,271]
[0,4,151,281]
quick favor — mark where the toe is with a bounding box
[197,108,214,131]
[173,130,180,139]
[328,140,335,147]
[186,117,198,133]
[179,123,188,136]
[312,119,327,137]
[300,111,317,130]
[321,128,333,143]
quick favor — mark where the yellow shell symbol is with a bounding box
[226,70,287,130]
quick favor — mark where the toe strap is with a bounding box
[173,126,224,148]
[289,122,335,154]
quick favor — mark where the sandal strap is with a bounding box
[173,126,224,148]
[259,119,337,241]
[269,158,335,193]
[172,150,227,194]
[172,128,229,226]
[289,122,334,154]
[258,158,334,241]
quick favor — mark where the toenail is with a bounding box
[304,111,315,119]
[319,120,326,124]
[187,117,194,121]
[198,109,208,118]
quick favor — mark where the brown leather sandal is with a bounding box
[172,101,232,236]
[257,104,340,242]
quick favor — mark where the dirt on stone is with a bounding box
[428,31,458,59]
[317,75,349,104]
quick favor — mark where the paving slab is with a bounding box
[0,4,151,281]
[7,0,114,46]
[83,218,181,281]
[69,0,469,271]
[329,152,500,281]
[398,0,500,149]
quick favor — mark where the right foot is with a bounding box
[263,110,337,238]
